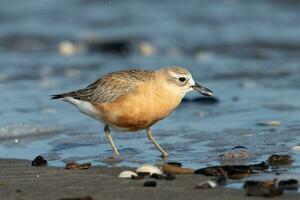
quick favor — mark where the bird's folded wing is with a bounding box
[52,69,155,103]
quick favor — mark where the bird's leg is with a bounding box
[146,128,168,158]
[104,125,120,156]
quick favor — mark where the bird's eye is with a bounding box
[179,77,186,82]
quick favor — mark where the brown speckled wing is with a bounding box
[52,69,155,103]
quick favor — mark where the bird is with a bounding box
[51,66,213,158]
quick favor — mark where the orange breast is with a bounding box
[93,82,183,131]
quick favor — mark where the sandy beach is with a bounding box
[1,158,299,200]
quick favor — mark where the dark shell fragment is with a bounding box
[195,162,268,179]
[149,173,176,181]
[31,155,47,167]
[267,154,294,166]
[278,179,299,190]
[131,174,145,180]
[65,161,91,170]
[243,179,283,197]
[143,181,157,187]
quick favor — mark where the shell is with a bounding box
[118,170,138,178]
[195,180,217,189]
[136,164,163,175]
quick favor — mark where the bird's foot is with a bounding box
[160,152,169,159]
[104,153,123,164]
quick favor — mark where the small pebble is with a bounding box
[143,181,157,187]
[150,173,163,180]
[31,155,47,167]
[59,196,93,200]
[278,179,299,190]
[58,41,78,56]
[267,154,293,166]
[256,121,281,127]
[166,162,182,167]
[137,172,150,176]
[243,179,283,197]
[138,41,155,56]
[131,174,145,180]
[195,180,217,189]
[65,161,91,170]
[220,149,251,161]
[149,173,176,181]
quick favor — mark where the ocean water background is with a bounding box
[0,0,300,176]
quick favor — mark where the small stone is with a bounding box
[59,196,93,200]
[195,162,268,179]
[195,180,217,189]
[149,173,175,181]
[267,155,293,166]
[143,181,157,187]
[243,179,283,197]
[131,174,145,180]
[65,161,91,170]
[220,149,251,161]
[137,172,150,176]
[31,155,47,167]
[257,121,281,127]
[278,179,299,190]
[58,41,78,56]
[138,42,155,56]
[150,173,163,180]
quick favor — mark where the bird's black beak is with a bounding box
[191,83,213,96]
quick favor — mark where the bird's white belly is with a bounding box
[63,97,103,122]
[63,97,133,132]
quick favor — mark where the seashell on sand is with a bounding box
[118,170,138,178]
[136,164,163,175]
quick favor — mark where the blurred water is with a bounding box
[0,0,300,174]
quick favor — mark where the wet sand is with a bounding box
[1,159,299,200]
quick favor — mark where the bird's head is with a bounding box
[159,66,213,96]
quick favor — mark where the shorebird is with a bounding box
[51,66,213,158]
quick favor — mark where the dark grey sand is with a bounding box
[1,159,300,200]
